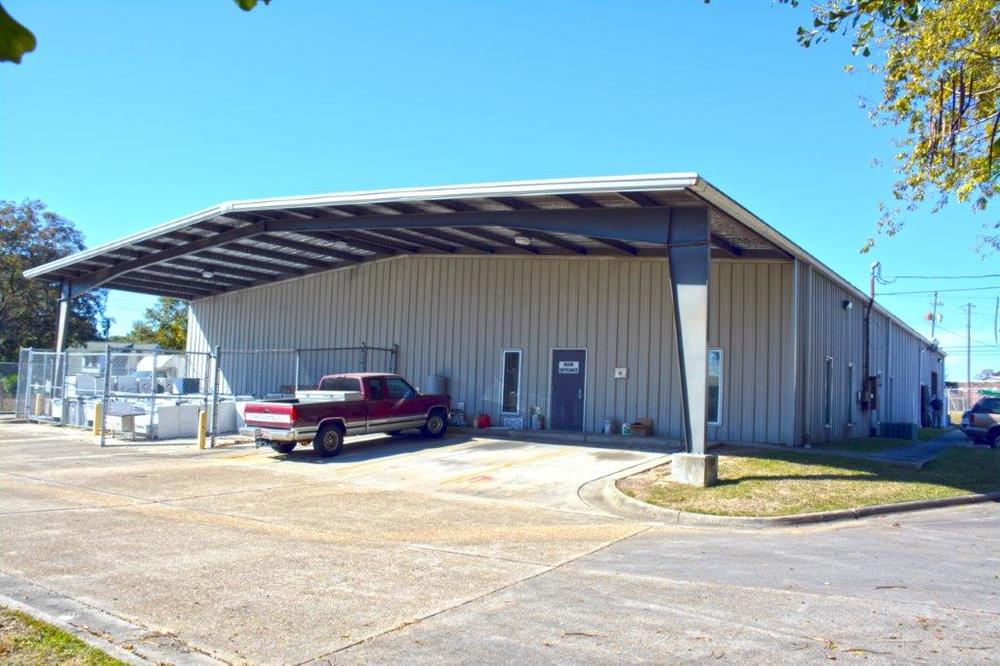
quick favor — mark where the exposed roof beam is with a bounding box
[301,229,405,255]
[234,239,342,269]
[588,236,637,256]
[710,234,743,258]
[118,273,219,294]
[491,197,537,210]
[558,194,600,209]
[455,227,539,254]
[67,205,679,298]
[111,275,214,297]
[376,201,423,215]
[509,228,587,254]
[430,199,477,213]
[107,282,197,300]
[69,222,270,296]
[417,228,496,253]
[369,229,458,253]
[618,191,661,208]
[189,250,304,277]
[266,206,672,244]
[254,234,370,263]
[140,264,254,287]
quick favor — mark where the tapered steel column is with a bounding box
[54,281,71,425]
[667,207,710,456]
[54,281,71,354]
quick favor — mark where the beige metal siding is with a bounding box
[796,270,933,442]
[188,255,795,443]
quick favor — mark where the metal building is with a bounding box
[24,173,944,449]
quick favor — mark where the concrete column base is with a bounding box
[671,453,718,487]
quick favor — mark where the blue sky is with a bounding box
[2,0,997,377]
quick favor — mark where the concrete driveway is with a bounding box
[1,422,998,664]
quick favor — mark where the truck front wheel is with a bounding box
[421,411,448,438]
[314,425,344,457]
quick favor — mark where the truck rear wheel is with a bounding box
[314,424,344,457]
[421,411,448,438]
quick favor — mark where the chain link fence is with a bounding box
[209,344,397,445]
[97,348,213,445]
[14,343,398,446]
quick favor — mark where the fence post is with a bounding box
[361,342,368,372]
[210,345,221,448]
[59,350,70,426]
[294,349,301,392]
[392,343,399,375]
[148,349,158,441]
[24,348,34,420]
[100,345,112,447]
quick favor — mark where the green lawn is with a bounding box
[619,445,1000,517]
[808,437,915,454]
[917,427,951,441]
[0,607,124,665]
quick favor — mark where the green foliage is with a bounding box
[1,1,271,64]
[119,297,189,350]
[779,0,1000,251]
[0,200,109,359]
[0,3,35,63]
[234,0,272,9]
[1,373,16,395]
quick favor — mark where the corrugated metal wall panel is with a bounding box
[795,270,933,443]
[188,255,794,443]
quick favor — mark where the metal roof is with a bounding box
[22,172,933,345]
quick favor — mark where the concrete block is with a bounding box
[671,453,718,487]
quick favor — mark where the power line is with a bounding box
[884,273,1000,279]
[878,284,1000,296]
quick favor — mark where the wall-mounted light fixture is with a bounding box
[513,235,532,246]
[842,300,853,310]
[201,270,215,279]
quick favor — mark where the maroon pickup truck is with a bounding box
[241,373,451,456]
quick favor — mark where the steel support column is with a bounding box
[667,207,710,456]
[54,281,71,425]
[54,281,70,353]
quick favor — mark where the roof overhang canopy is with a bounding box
[24,174,793,301]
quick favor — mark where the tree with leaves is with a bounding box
[0,1,270,64]
[0,200,109,360]
[774,0,1000,251]
[113,297,189,351]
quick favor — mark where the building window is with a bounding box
[824,356,834,428]
[846,362,854,426]
[501,349,522,414]
[708,348,723,426]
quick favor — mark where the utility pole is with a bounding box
[930,291,941,338]
[963,303,974,407]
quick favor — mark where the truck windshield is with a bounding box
[318,377,361,392]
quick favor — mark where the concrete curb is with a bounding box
[579,457,1000,528]
[0,594,151,666]
[0,573,227,665]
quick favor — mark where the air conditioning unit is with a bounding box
[879,422,917,440]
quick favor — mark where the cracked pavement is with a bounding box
[1,422,997,664]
